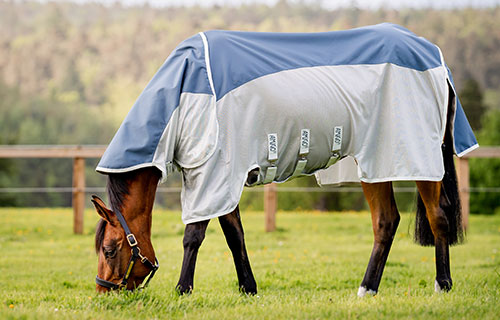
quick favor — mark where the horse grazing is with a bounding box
[92,23,477,295]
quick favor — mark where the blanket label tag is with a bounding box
[300,129,310,155]
[268,133,278,161]
[332,126,343,152]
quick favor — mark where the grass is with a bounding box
[0,208,499,319]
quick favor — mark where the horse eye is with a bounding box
[104,247,117,259]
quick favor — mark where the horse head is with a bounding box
[92,168,161,292]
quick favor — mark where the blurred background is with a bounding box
[0,0,499,215]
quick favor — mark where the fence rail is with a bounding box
[0,145,499,233]
[0,145,106,158]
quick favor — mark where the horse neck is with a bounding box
[117,167,160,241]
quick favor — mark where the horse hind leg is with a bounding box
[218,206,257,294]
[416,181,453,292]
[358,181,400,297]
[176,220,210,294]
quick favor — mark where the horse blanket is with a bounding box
[96,23,478,224]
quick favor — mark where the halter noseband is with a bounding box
[95,209,159,290]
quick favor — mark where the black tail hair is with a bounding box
[414,85,464,246]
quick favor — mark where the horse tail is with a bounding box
[415,84,464,246]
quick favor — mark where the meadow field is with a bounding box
[0,208,499,319]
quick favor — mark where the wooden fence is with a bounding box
[0,145,106,234]
[0,145,499,234]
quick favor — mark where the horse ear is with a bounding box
[91,195,119,227]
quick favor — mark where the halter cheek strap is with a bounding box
[95,209,159,290]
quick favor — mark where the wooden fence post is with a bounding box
[456,157,470,231]
[264,183,277,232]
[72,157,85,234]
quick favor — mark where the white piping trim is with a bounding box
[199,32,217,100]
[435,45,446,68]
[457,143,479,158]
[96,162,166,176]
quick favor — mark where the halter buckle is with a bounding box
[126,234,138,247]
[138,250,148,263]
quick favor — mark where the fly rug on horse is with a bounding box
[91,23,478,296]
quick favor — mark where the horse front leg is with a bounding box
[218,206,257,294]
[416,181,452,292]
[358,182,400,297]
[176,220,209,294]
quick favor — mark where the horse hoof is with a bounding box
[176,284,193,295]
[240,285,257,295]
[357,286,377,297]
[434,279,452,293]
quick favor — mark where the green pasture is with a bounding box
[1,208,499,319]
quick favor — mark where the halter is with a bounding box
[95,209,159,290]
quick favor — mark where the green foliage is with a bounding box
[470,109,500,214]
[0,80,114,206]
[1,208,499,319]
[0,159,17,206]
[459,79,487,131]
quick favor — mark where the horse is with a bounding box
[92,23,477,296]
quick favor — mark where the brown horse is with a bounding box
[92,90,462,295]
